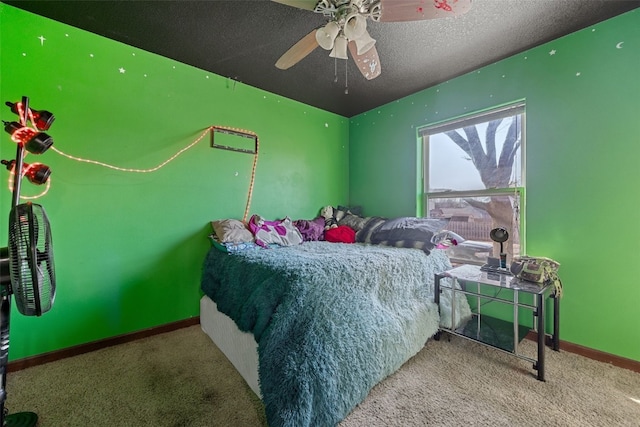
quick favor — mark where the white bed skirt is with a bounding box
[200,295,261,398]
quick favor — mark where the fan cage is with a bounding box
[8,203,56,316]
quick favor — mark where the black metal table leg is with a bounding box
[553,293,560,351]
[433,274,441,340]
[536,292,545,381]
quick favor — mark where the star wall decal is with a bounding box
[549,49,556,55]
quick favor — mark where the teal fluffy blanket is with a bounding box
[201,242,460,427]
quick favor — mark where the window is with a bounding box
[420,103,525,265]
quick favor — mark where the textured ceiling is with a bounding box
[4,0,639,117]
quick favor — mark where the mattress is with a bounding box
[199,295,261,398]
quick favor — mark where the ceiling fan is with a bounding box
[274,0,472,80]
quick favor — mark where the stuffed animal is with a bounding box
[320,206,338,230]
[431,230,459,249]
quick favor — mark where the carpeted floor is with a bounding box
[5,325,640,426]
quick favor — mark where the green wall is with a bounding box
[350,10,640,361]
[2,3,639,365]
[0,4,349,361]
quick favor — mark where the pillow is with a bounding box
[378,217,447,233]
[293,217,325,241]
[210,219,254,243]
[333,205,362,223]
[338,213,370,232]
[325,225,356,243]
[336,205,362,216]
[368,217,448,254]
[248,215,303,248]
[355,216,387,243]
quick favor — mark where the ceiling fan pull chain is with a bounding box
[344,60,348,94]
[334,58,338,83]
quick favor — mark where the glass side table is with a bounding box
[434,264,560,381]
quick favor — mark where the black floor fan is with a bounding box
[0,96,56,427]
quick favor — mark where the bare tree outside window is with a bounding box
[422,103,524,264]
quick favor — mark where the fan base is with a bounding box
[4,411,38,427]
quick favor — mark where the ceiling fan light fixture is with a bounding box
[329,35,348,59]
[368,1,382,22]
[316,21,341,50]
[274,0,472,81]
[343,13,367,40]
[354,30,376,55]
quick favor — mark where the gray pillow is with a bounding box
[379,217,448,234]
[338,213,370,232]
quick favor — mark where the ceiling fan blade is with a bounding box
[271,0,319,11]
[378,0,472,22]
[276,29,320,70]
[348,41,381,80]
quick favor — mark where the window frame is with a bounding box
[418,102,526,262]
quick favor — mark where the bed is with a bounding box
[200,219,471,427]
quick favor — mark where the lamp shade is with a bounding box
[329,35,348,59]
[5,102,55,131]
[490,227,509,244]
[489,227,509,267]
[1,160,51,185]
[316,21,340,50]
[3,121,54,154]
[343,13,367,40]
[32,110,55,131]
[24,162,51,185]
[354,30,376,55]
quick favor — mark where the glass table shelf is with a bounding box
[456,314,531,353]
[434,264,560,381]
